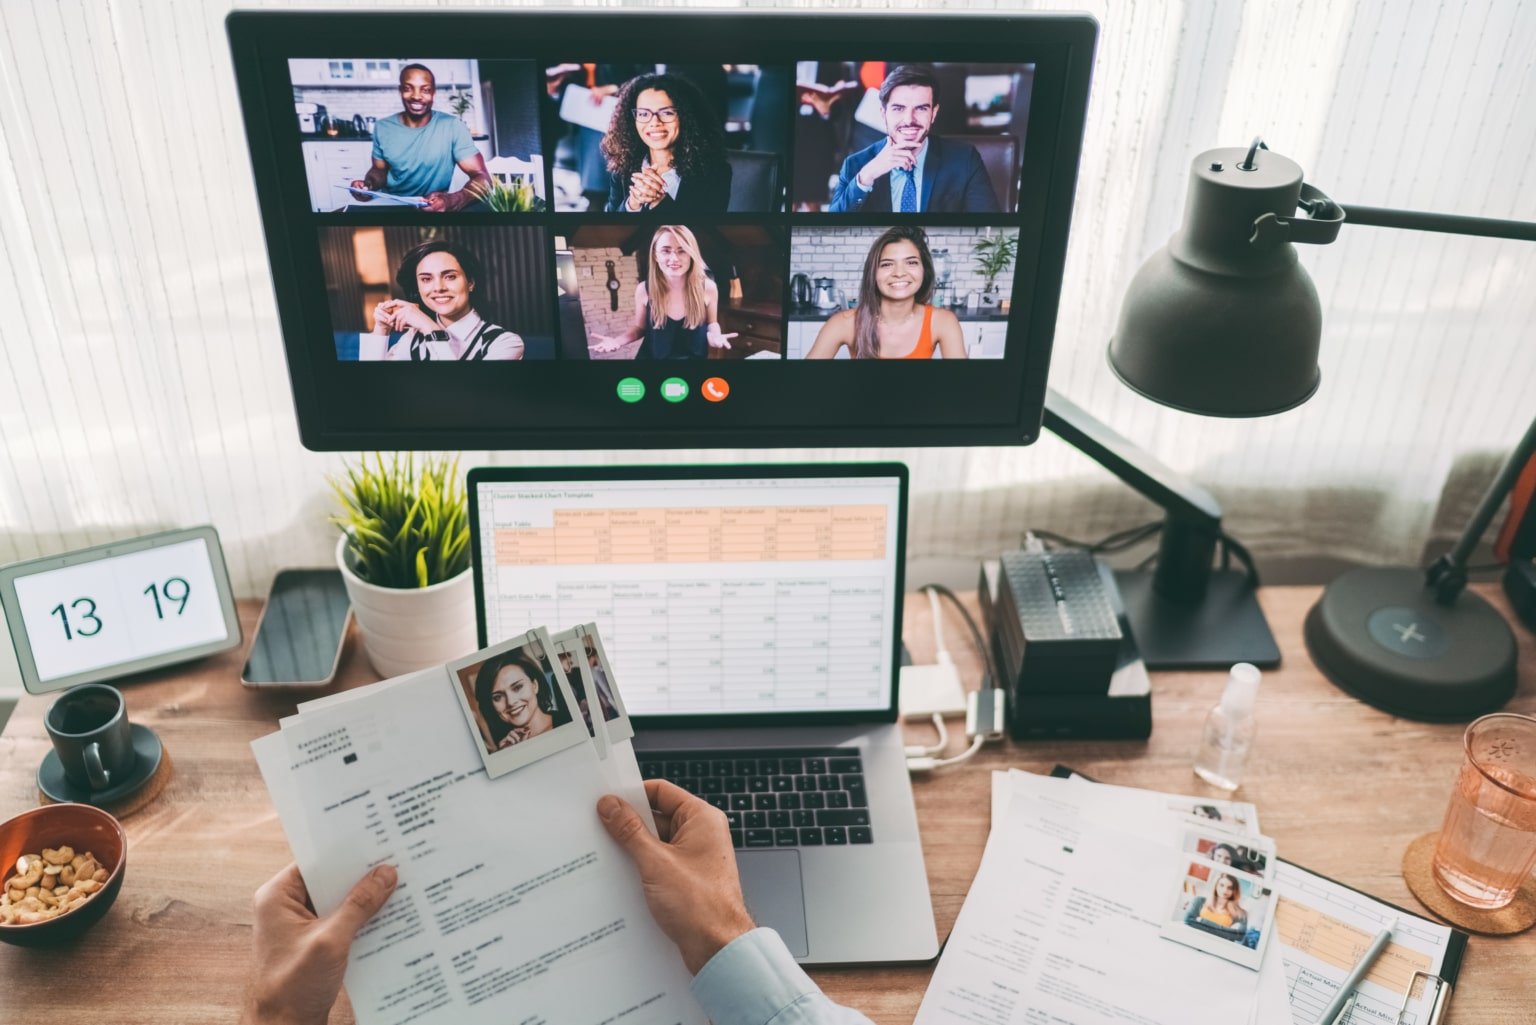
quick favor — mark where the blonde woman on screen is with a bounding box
[590,225,737,359]
[805,225,966,359]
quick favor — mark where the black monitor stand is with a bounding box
[1042,388,1281,671]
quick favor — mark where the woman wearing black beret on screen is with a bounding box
[602,73,732,213]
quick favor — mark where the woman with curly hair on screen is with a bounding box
[601,72,732,213]
[806,225,967,360]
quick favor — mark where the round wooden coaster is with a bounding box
[38,748,174,819]
[1402,831,1536,935]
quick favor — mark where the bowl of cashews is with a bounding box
[0,803,126,946]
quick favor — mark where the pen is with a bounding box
[1318,927,1393,1025]
[1327,992,1357,1025]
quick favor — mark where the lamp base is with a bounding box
[1114,569,1280,670]
[1304,567,1517,721]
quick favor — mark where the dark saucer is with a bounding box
[38,723,164,806]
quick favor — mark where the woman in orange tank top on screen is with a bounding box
[805,225,968,360]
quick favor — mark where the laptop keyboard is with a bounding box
[638,748,872,849]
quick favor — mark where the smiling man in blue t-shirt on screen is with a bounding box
[349,63,493,212]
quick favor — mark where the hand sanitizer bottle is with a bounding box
[1193,663,1261,791]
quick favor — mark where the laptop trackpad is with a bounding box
[736,850,808,958]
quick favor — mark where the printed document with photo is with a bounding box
[252,644,703,1025]
[916,788,1264,1025]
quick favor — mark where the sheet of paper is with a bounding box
[916,789,1262,1025]
[333,183,428,207]
[253,665,704,1025]
[1001,772,1453,1025]
[559,83,618,133]
[991,769,1260,839]
[1271,862,1453,1025]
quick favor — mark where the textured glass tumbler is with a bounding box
[1431,714,1536,909]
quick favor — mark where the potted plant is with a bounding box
[972,231,1017,309]
[330,453,477,677]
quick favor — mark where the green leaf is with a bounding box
[327,452,470,589]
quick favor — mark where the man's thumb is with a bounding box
[598,795,660,868]
[327,864,397,939]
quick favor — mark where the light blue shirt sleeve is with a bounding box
[691,929,876,1025]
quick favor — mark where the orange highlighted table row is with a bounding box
[494,505,888,565]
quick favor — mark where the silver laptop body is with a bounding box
[468,463,938,966]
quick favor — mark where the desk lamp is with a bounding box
[1107,138,1534,719]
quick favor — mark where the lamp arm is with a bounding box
[1336,205,1536,242]
[1427,413,1536,605]
[1255,185,1536,246]
[1043,389,1227,603]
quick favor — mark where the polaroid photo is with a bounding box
[1160,858,1276,970]
[1169,797,1261,836]
[447,628,590,779]
[549,626,611,760]
[572,622,635,744]
[1177,823,1275,881]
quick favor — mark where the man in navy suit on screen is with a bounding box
[828,64,1001,214]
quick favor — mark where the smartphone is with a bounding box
[241,569,352,688]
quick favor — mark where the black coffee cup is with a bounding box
[45,684,138,792]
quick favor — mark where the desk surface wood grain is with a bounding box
[0,586,1531,1023]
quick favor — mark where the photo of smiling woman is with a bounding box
[601,72,731,213]
[321,225,557,361]
[589,225,738,359]
[806,225,966,360]
[361,240,522,361]
[471,648,573,753]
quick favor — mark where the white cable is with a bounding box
[925,586,953,665]
[906,735,986,773]
[904,713,949,758]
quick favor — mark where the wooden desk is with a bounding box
[0,586,1530,1023]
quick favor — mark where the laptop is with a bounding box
[468,463,938,965]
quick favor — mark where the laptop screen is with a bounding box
[469,466,904,723]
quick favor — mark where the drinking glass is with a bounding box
[1430,713,1536,909]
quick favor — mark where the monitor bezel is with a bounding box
[228,10,1097,450]
[467,461,908,728]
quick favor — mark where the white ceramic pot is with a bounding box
[335,535,478,678]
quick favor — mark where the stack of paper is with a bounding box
[914,769,1459,1025]
[252,624,707,1025]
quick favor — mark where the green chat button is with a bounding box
[616,377,645,403]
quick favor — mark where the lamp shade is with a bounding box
[1108,147,1323,417]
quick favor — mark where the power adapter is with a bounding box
[898,661,967,719]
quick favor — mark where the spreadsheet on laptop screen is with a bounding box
[476,476,901,716]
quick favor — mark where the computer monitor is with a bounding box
[227,10,1096,450]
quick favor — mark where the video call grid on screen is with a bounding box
[229,11,1096,449]
[472,474,903,721]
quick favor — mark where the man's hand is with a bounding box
[855,137,919,190]
[598,781,755,974]
[348,179,375,202]
[241,863,397,1025]
[423,190,461,213]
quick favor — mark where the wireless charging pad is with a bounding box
[1304,567,1517,721]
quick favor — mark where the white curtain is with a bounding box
[1,0,1533,601]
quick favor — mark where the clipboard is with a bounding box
[1049,766,1467,1023]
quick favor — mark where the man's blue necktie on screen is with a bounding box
[899,169,916,213]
